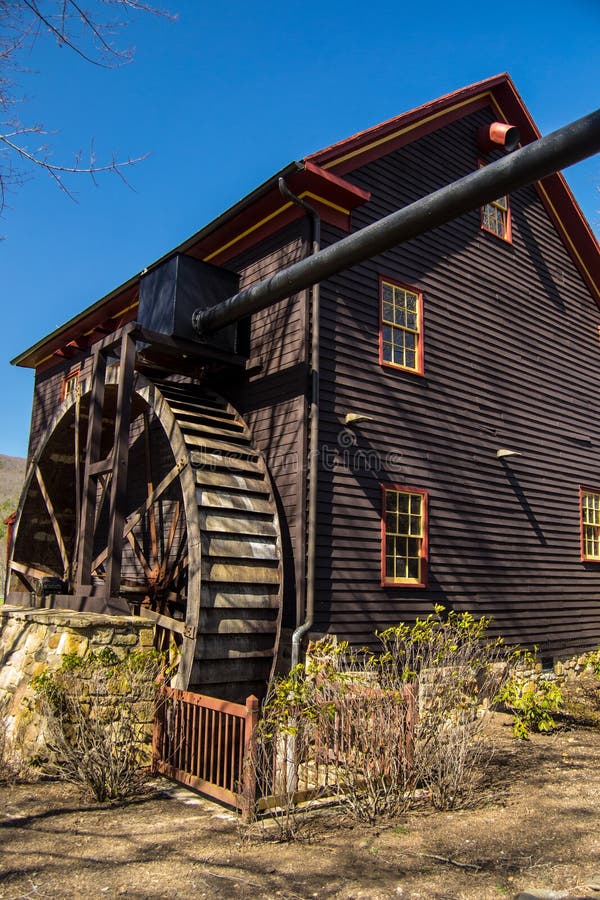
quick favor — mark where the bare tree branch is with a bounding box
[0,0,175,216]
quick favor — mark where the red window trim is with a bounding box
[380,483,429,588]
[378,276,425,375]
[579,485,600,563]
[478,159,512,243]
[61,366,81,401]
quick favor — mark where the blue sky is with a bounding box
[1,0,599,458]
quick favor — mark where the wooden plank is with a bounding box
[152,760,240,809]
[143,409,160,575]
[159,685,247,716]
[201,586,280,609]
[184,433,259,457]
[205,562,280,584]
[10,560,57,582]
[200,513,277,537]
[44,593,131,614]
[194,471,269,494]
[202,535,279,561]
[139,607,190,637]
[197,491,274,515]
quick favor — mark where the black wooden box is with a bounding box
[138,254,240,353]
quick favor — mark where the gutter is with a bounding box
[277,178,321,669]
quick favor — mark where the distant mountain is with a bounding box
[0,454,27,594]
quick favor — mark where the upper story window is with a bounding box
[62,368,80,401]
[580,488,600,561]
[380,278,423,374]
[381,484,428,587]
[480,163,512,242]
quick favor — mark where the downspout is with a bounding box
[277,177,320,669]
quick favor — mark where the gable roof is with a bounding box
[13,73,599,370]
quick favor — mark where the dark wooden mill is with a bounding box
[6,75,600,717]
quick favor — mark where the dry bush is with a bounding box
[377,607,511,809]
[0,706,18,784]
[245,607,512,832]
[0,701,33,785]
[32,649,164,802]
[245,642,416,831]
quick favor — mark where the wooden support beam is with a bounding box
[105,332,136,598]
[76,346,107,592]
[139,606,195,638]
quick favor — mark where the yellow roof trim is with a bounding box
[111,300,138,319]
[299,191,351,216]
[322,91,493,170]
[537,182,599,297]
[203,201,294,262]
[203,191,351,263]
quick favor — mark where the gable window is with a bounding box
[62,368,80,401]
[580,488,600,561]
[381,485,428,587]
[480,163,512,242]
[380,278,423,373]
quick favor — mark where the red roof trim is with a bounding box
[306,73,510,170]
[305,72,599,304]
[15,166,370,370]
[14,72,599,370]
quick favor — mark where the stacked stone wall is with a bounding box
[0,607,155,756]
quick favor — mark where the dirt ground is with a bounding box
[1,704,600,900]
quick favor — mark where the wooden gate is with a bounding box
[152,685,259,818]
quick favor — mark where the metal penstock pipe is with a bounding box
[192,108,600,336]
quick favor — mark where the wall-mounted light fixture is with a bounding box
[344,413,375,426]
[496,448,522,459]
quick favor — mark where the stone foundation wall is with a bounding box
[0,606,156,757]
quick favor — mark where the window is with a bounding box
[480,163,512,241]
[380,279,423,373]
[381,485,428,586]
[62,368,80,400]
[580,488,600,561]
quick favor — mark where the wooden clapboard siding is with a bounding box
[315,104,600,657]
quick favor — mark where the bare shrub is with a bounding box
[245,641,417,832]
[0,701,33,785]
[0,706,18,784]
[245,607,512,832]
[377,606,511,810]
[32,649,164,802]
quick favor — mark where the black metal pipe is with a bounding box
[192,108,600,336]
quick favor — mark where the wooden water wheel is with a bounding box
[7,357,283,702]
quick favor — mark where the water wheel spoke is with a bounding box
[72,395,82,577]
[158,501,181,583]
[34,465,70,580]
[10,560,60,588]
[126,530,155,582]
[93,472,111,531]
[90,462,184,573]
[124,462,184,539]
